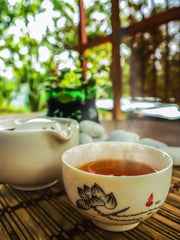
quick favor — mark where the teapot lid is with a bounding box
[0,118,75,141]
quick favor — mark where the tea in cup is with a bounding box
[62,142,172,232]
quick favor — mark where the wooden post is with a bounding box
[111,0,122,120]
[164,0,170,101]
[78,0,87,79]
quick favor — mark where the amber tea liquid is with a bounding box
[77,158,157,176]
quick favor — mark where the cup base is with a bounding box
[92,220,139,232]
[9,179,59,191]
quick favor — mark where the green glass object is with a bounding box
[46,87,99,122]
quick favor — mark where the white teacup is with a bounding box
[62,142,172,232]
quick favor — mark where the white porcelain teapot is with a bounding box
[0,117,79,190]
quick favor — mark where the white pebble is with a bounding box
[92,134,108,142]
[79,120,105,138]
[106,130,139,142]
[161,147,180,166]
[138,138,168,149]
[79,133,93,145]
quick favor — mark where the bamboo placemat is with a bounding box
[0,166,180,240]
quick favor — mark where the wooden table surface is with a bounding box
[0,116,180,239]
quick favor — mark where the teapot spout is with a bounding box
[48,127,73,141]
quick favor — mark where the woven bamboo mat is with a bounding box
[0,167,180,240]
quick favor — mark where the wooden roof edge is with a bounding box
[72,6,180,52]
[122,6,180,37]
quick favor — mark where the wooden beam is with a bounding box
[73,35,111,52]
[111,0,122,120]
[73,6,180,52]
[120,6,180,37]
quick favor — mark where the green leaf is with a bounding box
[56,92,73,103]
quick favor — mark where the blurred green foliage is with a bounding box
[0,0,113,113]
[0,0,179,113]
[0,0,80,112]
